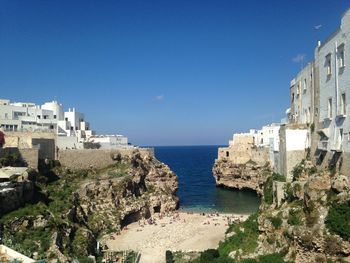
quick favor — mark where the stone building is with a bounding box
[314,8,350,175]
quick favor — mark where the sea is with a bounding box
[154,145,260,214]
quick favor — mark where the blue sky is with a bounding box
[1,0,349,146]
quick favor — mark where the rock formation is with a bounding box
[234,162,350,262]
[213,159,269,195]
[0,150,178,262]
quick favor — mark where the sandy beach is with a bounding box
[103,211,249,263]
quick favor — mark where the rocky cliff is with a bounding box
[213,158,270,195]
[0,150,178,262]
[251,162,350,263]
[210,160,350,263]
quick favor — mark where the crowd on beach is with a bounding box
[119,211,247,233]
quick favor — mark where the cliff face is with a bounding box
[213,158,269,195]
[0,150,178,262]
[223,160,350,262]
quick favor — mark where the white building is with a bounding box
[316,8,350,156]
[227,123,281,169]
[0,99,57,132]
[256,123,281,151]
[290,61,315,125]
[0,99,94,149]
[279,126,309,181]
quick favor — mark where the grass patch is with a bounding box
[287,209,302,226]
[263,177,273,205]
[326,201,350,241]
[269,216,283,229]
[218,213,259,256]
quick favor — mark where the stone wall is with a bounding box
[32,138,55,160]
[3,131,56,160]
[218,146,269,165]
[0,148,39,169]
[58,148,154,170]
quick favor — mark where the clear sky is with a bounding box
[1,0,349,146]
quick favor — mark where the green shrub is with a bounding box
[287,209,301,226]
[165,250,174,263]
[269,216,283,229]
[272,172,286,182]
[218,213,259,257]
[263,177,273,205]
[326,201,350,240]
[292,162,304,181]
[199,249,219,261]
[284,183,294,203]
[0,152,23,167]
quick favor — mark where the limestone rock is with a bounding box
[213,160,268,195]
[331,175,349,193]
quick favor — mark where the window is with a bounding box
[65,117,68,121]
[341,93,346,115]
[328,98,333,118]
[292,93,295,103]
[37,115,41,119]
[326,54,332,75]
[338,44,345,68]
[54,115,57,119]
[303,78,307,93]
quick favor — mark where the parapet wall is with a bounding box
[218,146,269,165]
[58,148,154,170]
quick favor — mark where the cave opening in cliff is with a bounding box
[153,205,161,213]
[121,211,142,228]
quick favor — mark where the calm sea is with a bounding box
[154,145,260,214]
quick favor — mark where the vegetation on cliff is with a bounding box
[209,153,350,263]
[326,201,350,241]
[0,151,179,262]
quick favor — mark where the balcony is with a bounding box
[336,111,346,119]
[317,140,328,151]
[331,141,343,152]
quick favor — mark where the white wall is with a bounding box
[286,129,309,151]
[316,8,350,153]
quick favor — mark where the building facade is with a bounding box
[289,61,316,125]
[0,99,94,149]
[314,8,350,174]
